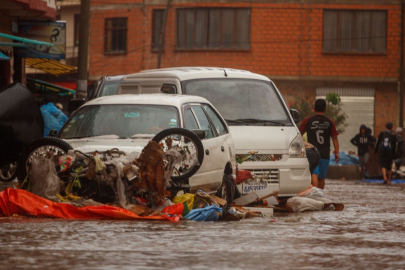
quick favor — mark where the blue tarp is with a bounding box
[361,179,405,184]
[40,102,68,136]
[330,152,359,165]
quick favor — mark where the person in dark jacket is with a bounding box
[375,122,397,184]
[394,127,404,171]
[350,124,374,179]
[366,127,377,148]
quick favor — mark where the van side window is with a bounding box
[202,104,228,135]
[185,108,199,130]
[191,105,215,139]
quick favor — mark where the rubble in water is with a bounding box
[10,142,277,221]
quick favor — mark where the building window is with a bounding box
[323,10,387,53]
[152,9,165,50]
[105,18,127,54]
[74,14,80,46]
[176,8,250,50]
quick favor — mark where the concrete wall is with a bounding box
[58,4,80,66]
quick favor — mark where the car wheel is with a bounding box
[0,162,18,182]
[152,128,204,181]
[17,137,73,187]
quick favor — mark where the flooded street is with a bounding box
[1,180,405,270]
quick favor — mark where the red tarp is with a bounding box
[0,188,179,221]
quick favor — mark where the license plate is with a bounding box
[242,181,267,193]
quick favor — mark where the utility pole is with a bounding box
[400,0,405,127]
[76,0,90,100]
[157,0,170,69]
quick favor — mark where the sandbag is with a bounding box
[298,186,325,199]
[286,197,324,213]
[30,155,61,202]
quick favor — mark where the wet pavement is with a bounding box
[1,179,405,270]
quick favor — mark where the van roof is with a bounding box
[84,93,211,107]
[123,67,270,81]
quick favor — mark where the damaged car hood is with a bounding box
[229,126,298,152]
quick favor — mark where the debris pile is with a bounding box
[9,142,271,221]
[3,144,345,221]
[233,170,344,214]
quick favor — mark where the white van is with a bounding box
[119,67,311,197]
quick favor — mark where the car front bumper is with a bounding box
[237,157,311,197]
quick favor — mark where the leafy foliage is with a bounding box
[290,92,348,134]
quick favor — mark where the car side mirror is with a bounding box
[290,109,300,124]
[48,129,58,137]
[68,98,85,113]
[192,129,206,140]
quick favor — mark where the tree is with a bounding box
[290,92,348,134]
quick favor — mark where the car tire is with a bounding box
[17,137,73,186]
[152,128,204,181]
[0,162,18,182]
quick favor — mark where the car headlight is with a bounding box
[289,134,306,158]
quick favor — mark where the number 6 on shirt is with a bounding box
[316,130,324,144]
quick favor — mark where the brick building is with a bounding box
[88,0,404,153]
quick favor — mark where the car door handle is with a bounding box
[205,149,210,155]
[221,146,224,152]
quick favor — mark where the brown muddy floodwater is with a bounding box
[1,179,405,270]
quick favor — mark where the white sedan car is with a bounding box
[57,94,236,195]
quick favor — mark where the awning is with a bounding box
[25,58,77,76]
[0,32,54,47]
[0,51,10,61]
[27,77,76,96]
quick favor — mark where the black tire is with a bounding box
[152,128,204,180]
[17,137,73,185]
[0,162,18,182]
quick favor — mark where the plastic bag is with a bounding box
[29,155,61,202]
[235,170,253,184]
[286,197,324,213]
[40,102,68,136]
[185,205,222,221]
[173,193,194,211]
[162,202,189,216]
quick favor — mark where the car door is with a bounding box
[183,103,231,191]
[200,103,234,175]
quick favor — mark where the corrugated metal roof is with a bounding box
[25,58,77,76]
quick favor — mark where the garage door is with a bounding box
[316,88,375,153]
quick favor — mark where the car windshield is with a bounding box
[100,81,120,97]
[183,79,292,126]
[59,104,180,139]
